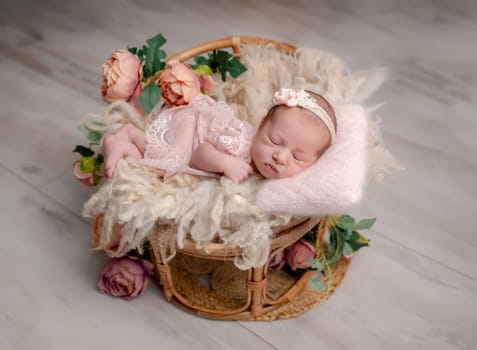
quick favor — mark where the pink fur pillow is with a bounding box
[255,104,368,216]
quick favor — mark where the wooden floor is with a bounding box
[1,1,476,349]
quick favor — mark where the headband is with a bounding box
[272,88,336,143]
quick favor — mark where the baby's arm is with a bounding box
[191,142,254,183]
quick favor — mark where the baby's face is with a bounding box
[251,106,332,179]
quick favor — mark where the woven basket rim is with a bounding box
[166,35,296,61]
[148,35,296,83]
[154,216,321,259]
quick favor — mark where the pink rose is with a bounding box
[285,239,316,271]
[268,250,287,271]
[73,160,95,186]
[97,257,154,300]
[101,50,142,105]
[158,61,201,106]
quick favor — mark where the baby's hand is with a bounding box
[222,156,254,183]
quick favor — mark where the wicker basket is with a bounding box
[150,36,352,320]
[94,36,351,320]
[148,216,351,321]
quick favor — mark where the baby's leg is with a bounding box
[103,124,146,177]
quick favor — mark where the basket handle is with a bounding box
[148,35,296,83]
[166,35,296,63]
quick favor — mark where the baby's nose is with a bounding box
[273,151,288,164]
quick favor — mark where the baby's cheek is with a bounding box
[292,162,312,176]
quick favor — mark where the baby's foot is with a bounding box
[103,132,142,177]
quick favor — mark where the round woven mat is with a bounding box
[250,257,351,321]
[211,262,247,301]
[170,257,245,311]
[266,269,299,300]
[167,252,351,320]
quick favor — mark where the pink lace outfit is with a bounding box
[143,94,255,177]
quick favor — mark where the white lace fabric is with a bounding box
[142,94,254,177]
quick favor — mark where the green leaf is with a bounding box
[215,50,230,81]
[337,215,376,231]
[145,33,167,49]
[347,240,368,252]
[215,50,230,65]
[207,51,219,70]
[194,64,214,76]
[193,56,210,67]
[349,230,370,243]
[302,229,316,244]
[80,156,96,173]
[138,84,161,114]
[193,49,247,81]
[77,124,103,143]
[328,225,337,256]
[72,145,94,157]
[142,33,167,79]
[355,218,376,230]
[338,214,355,227]
[226,57,247,78]
[152,49,166,73]
[92,171,102,185]
[308,258,323,271]
[310,279,323,291]
[342,242,355,256]
[137,48,145,62]
[339,226,352,239]
[347,231,370,251]
[327,225,344,264]
[96,153,104,165]
[142,47,152,77]
[128,46,137,55]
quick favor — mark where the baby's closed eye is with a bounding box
[293,152,309,161]
[268,136,279,145]
[293,154,304,161]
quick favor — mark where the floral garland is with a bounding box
[72,33,246,186]
[74,33,375,300]
[269,215,374,293]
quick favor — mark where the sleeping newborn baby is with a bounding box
[103,88,337,183]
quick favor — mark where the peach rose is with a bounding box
[101,50,142,104]
[158,62,201,106]
[73,160,95,186]
[285,239,316,271]
[97,257,154,300]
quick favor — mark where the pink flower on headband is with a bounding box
[272,87,337,144]
[273,88,309,107]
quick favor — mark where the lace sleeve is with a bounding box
[204,101,256,162]
[142,105,197,176]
